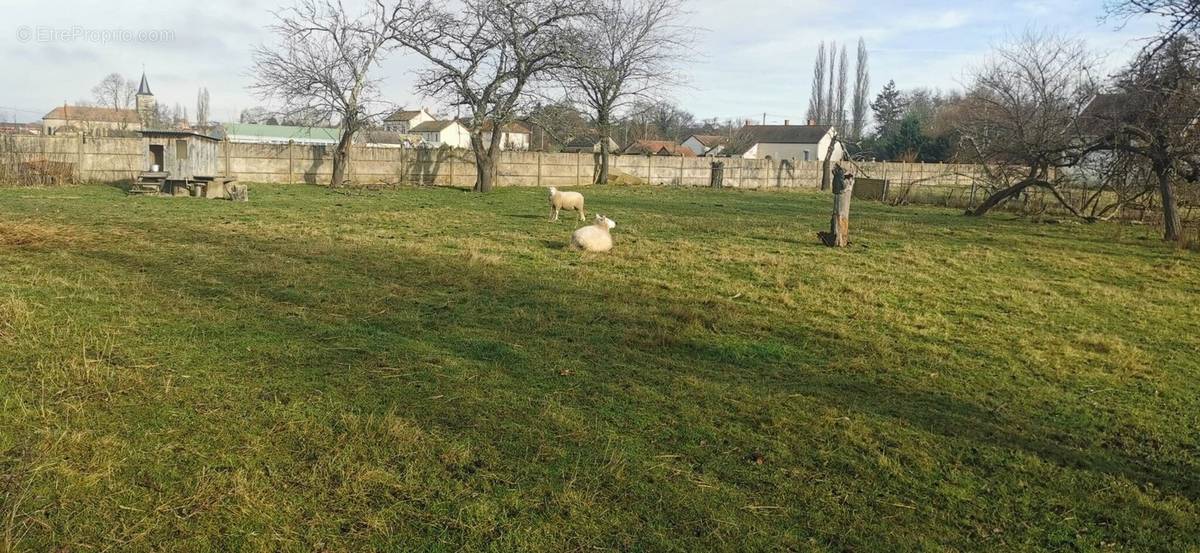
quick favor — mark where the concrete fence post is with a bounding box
[288,141,295,184]
[537,151,543,187]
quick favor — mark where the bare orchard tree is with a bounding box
[958,31,1100,217]
[562,0,690,184]
[1092,38,1200,241]
[92,74,137,129]
[251,0,399,187]
[392,0,587,192]
[806,42,828,126]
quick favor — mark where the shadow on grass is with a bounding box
[70,219,1200,509]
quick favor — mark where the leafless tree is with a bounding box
[391,0,588,192]
[806,42,828,125]
[196,88,210,128]
[851,38,871,139]
[561,0,690,184]
[251,0,400,186]
[91,74,137,129]
[1107,0,1200,63]
[958,31,1101,217]
[1091,38,1200,241]
[834,43,849,134]
[825,43,838,126]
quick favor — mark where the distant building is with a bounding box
[681,134,731,156]
[727,124,842,161]
[622,139,696,157]
[42,105,141,136]
[42,71,158,136]
[561,136,621,153]
[220,123,341,146]
[382,108,436,134]
[412,120,471,148]
[474,120,531,151]
[0,123,41,135]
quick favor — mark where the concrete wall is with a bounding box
[1,135,992,191]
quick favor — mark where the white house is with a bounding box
[730,125,843,162]
[681,134,730,156]
[474,120,532,151]
[382,108,435,134]
[412,120,472,148]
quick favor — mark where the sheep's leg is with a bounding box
[579,206,586,221]
[550,206,558,222]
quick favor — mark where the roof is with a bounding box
[460,119,531,134]
[623,139,697,157]
[221,123,341,143]
[138,73,152,96]
[1080,93,1148,129]
[42,105,140,124]
[384,109,427,122]
[140,129,220,141]
[687,134,730,147]
[740,125,833,144]
[412,120,462,133]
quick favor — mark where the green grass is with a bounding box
[1,183,1198,552]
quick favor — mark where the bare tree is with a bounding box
[824,42,838,126]
[834,43,849,134]
[562,0,689,184]
[958,31,1100,217]
[251,0,399,186]
[1107,0,1200,62]
[806,42,828,125]
[91,74,137,129]
[851,38,871,139]
[196,88,210,128]
[392,0,587,192]
[1092,38,1200,241]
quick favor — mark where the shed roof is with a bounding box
[739,125,833,144]
[141,129,220,141]
[688,134,730,147]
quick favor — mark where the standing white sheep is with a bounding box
[571,215,617,252]
[548,187,585,222]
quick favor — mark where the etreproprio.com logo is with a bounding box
[16,26,176,44]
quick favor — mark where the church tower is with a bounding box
[136,72,156,129]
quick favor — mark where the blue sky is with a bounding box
[0,0,1160,125]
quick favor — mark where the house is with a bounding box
[471,120,532,151]
[411,119,532,150]
[42,105,141,136]
[681,134,730,156]
[220,123,341,146]
[561,136,621,153]
[412,120,471,148]
[622,139,697,157]
[728,124,843,161]
[382,108,435,134]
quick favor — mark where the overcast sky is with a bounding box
[0,0,1160,125]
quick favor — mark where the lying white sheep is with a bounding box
[571,215,617,252]
[548,187,585,222]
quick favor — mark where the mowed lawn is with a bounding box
[1,183,1198,552]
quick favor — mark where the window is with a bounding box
[803,150,811,161]
[175,139,188,162]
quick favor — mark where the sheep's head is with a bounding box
[548,187,558,196]
[596,215,616,230]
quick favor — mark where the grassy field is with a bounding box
[1,183,1198,551]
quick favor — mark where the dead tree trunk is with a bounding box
[819,169,853,247]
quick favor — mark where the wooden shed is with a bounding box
[134,130,230,195]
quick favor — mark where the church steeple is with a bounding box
[137,72,153,96]
[136,71,157,129]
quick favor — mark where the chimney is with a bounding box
[807,118,816,126]
[784,119,790,126]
